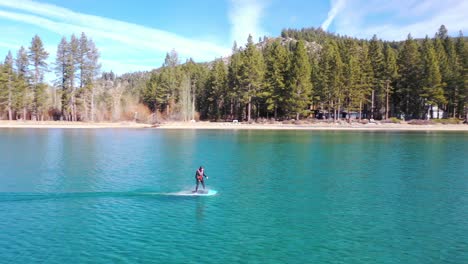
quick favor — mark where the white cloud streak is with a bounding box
[0,0,231,73]
[321,0,347,31]
[229,0,267,46]
[0,41,18,50]
[321,0,468,40]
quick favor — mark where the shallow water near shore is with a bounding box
[0,129,467,263]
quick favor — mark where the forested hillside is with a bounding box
[0,25,466,122]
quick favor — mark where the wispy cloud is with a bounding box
[321,0,347,31]
[0,0,231,73]
[229,0,268,46]
[322,0,468,40]
[0,41,18,50]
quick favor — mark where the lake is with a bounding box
[0,129,467,263]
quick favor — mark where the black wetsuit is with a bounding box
[194,170,207,192]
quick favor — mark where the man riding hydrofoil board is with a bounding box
[193,166,208,193]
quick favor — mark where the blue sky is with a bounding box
[0,0,467,75]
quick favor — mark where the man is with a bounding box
[193,166,208,193]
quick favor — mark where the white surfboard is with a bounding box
[171,189,218,196]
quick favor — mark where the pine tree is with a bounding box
[179,73,192,121]
[240,35,264,121]
[342,40,361,119]
[182,58,204,121]
[455,31,467,119]
[142,72,159,113]
[78,33,100,121]
[382,43,398,119]
[158,50,181,116]
[435,25,448,40]
[310,51,321,116]
[0,63,6,116]
[205,59,227,120]
[289,40,312,120]
[78,33,89,90]
[68,34,79,121]
[358,42,375,119]
[396,34,422,119]
[227,42,243,120]
[368,35,384,118]
[3,51,14,120]
[434,37,449,84]
[15,46,30,119]
[263,40,290,119]
[28,35,49,120]
[444,36,461,118]
[155,68,172,115]
[319,39,344,120]
[55,37,70,119]
[420,36,445,118]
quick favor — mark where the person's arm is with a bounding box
[204,172,208,179]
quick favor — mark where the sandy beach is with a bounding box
[0,121,152,129]
[157,121,468,131]
[1,120,467,131]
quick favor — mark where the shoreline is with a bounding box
[158,121,468,131]
[0,120,467,131]
[0,121,152,129]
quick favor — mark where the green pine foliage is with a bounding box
[396,34,423,119]
[28,35,49,120]
[420,36,445,118]
[0,25,467,122]
[263,40,290,118]
[227,43,243,120]
[205,59,228,120]
[239,35,265,121]
[289,40,312,119]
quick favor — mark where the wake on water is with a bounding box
[0,189,218,202]
[155,189,218,196]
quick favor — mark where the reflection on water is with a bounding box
[196,198,206,222]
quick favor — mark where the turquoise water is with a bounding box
[0,129,467,264]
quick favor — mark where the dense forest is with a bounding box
[0,25,467,123]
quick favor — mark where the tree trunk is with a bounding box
[385,80,389,120]
[91,88,95,122]
[371,90,375,119]
[6,72,13,120]
[247,96,252,122]
[338,97,341,120]
[83,92,88,122]
[406,91,409,118]
[359,100,362,120]
[230,99,234,120]
[192,91,196,121]
[274,105,277,120]
[73,96,77,121]
[7,90,12,121]
[71,93,75,122]
[331,100,335,121]
[257,102,260,119]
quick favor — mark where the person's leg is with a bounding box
[194,179,199,192]
[201,180,205,190]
